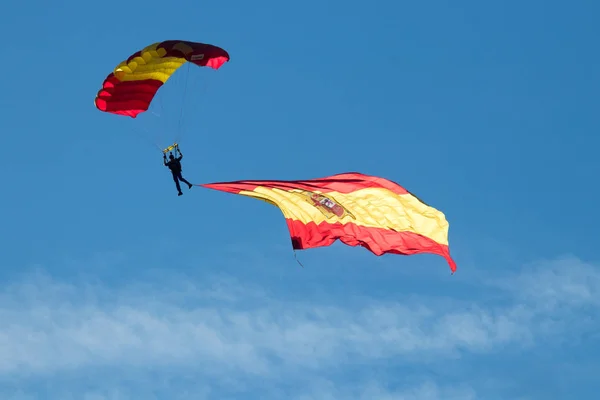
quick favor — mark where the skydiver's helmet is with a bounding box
[169,153,175,160]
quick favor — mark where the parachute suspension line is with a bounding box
[293,250,305,269]
[152,109,163,150]
[134,81,164,150]
[175,62,191,145]
[181,73,211,163]
[152,82,167,150]
[129,124,163,153]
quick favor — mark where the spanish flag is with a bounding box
[201,172,456,272]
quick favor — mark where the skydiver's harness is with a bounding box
[163,142,182,162]
[163,143,182,172]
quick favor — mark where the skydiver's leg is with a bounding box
[177,172,193,189]
[172,173,183,194]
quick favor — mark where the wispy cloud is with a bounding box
[293,379,479,400]
[0,255,598,398]
[493,255,600,308]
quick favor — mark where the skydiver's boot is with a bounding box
[188,183,192,189]
[178,191,183,196]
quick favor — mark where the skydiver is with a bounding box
[163,146,193,196]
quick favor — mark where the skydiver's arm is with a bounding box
[163,155,168,166]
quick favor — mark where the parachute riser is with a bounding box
[162,142,179,155]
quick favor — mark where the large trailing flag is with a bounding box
[201,172,456,272]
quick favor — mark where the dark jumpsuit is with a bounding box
[164,154,192,194]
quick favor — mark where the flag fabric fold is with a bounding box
[201,172,456,272]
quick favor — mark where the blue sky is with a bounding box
[0,0,599,398]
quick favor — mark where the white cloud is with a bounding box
[0,280,523,376]
[0,380,478,400]
[0,255,598,398]
[498,255,600,308]
[293,379,478,400]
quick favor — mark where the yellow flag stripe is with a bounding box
[240,186,450,246]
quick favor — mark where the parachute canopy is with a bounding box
[201,172,457,272]
[94,40,229,118]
